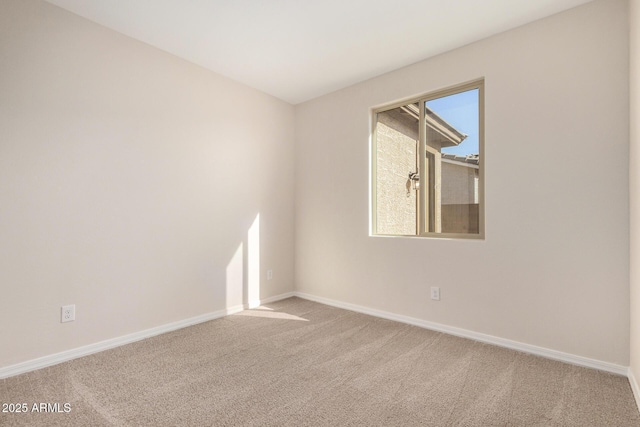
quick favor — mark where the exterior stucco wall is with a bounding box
[441,161,478,205]
[375,120,417,235]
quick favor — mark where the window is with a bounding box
[372,80,484,238]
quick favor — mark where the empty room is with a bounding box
[2,0,640,425]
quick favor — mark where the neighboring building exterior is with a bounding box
[375,105,478,235]
[375,107,419,236]
[441,154,480,234]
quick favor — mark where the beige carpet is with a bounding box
[1,297,639,426]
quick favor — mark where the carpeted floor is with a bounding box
[1,297,639,426]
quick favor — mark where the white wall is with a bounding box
[295,0,630,365]
[629,0,640,393]
[1,0,632,374]
[0,0,295,369]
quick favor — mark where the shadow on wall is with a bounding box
[225,213,261,310]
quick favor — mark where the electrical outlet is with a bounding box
[430,287,440,301]
[61,305,75,323]
[267,270,273,280]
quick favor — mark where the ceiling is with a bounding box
[44,0,594,104]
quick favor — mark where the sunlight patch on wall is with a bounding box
[247,214,260,308]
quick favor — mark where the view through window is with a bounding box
[372,80,484,238]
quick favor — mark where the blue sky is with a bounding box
[426,88,479,156]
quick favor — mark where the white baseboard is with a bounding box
[630,368,640,410]
[1,290,630,381]
[293,291,629,376]
[0,292,295,379]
